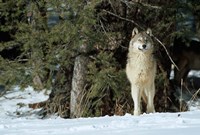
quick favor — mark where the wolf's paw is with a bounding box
[134,110,141,116]
[147,107,155,114]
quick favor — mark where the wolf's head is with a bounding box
[129,28,154,53]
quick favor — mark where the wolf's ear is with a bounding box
[132,27,139,38]
[146,28,152,36]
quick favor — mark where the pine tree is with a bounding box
[1,0,200,118]
[0,0,28,88]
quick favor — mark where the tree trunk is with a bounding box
[70,54,89,118]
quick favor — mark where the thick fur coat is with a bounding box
[126,28,156,116]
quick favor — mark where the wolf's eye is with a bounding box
[138,38,143,42]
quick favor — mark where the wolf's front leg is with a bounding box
[131,85,141,116]
[146,84,155,113]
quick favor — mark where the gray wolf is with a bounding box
[126,28,156,116]
[172,36,200,87]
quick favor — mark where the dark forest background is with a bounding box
[1,0,200,118]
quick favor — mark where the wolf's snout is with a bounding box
[142,44,147,48]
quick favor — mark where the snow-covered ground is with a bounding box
[0,85,200,135]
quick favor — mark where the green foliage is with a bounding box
[0,0,28,87]
[82,51,130,116]
[1,0,200,117]
[0,0,102,89]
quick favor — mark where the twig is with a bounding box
[187,88,200,110]
[190,88,200,101]
[3,96,25,100]
[153,36,179,70]
[180,79,183,112]
[102,9,142,29]
[0,91,6,97]
[99,19,127,49]
[102,9,179,70]
[120,0,162,9]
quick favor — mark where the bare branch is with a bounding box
[120,0,162,9]
[99,19,127,49]
[102,9,143,29]
[153,36,179,70]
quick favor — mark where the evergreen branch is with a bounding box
[102,9,179,70]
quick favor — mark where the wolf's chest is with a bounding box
[136,68,149,82]
[127,59,155,82]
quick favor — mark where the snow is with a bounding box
[1,86,200,135]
